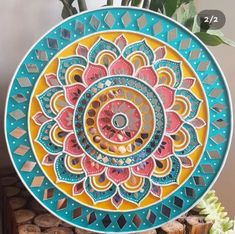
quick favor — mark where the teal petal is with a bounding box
[123,40,154,64]
[176,89,202,121]
[89,38,120,63]
[54,154,85,183]
[84,177,116,203]
[119,178,151,205]
[57,56,87,85]
[151,156,180,185]
[154,59,182,88]
[36,120,62,155]
[175,123,200,156]
[37,86,63,118]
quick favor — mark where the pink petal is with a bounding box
[45,73,61,86]
[56,107,74,131]
[166,112,183,134]
[107,168,130,185]
[132,157,155,177]
[115,35,127,51]
[155,85,175,109]
[155,46,166,60]
[180,78,196,89]
[82,156,105,176]
[42,154,57,166]
[83,63,107,86]
[76,44,89,58]
[136,66,158,86]
[73,183,84,196]
[190,118,206,128]
[64,84,86,106]
[151,184,162,198]
[64,133,84,156]
[33,112,49,125]
[179,157,194,168]
[109,56,134,76]
[153,136,173,159]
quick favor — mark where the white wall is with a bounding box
[0,0,234,217]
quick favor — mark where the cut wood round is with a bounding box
[139,230,157,234]
[9,196,27,210]
[20,189,32,198]
[14,209,36,225]
[4,186,21,197]
[34,213,61,228]
[158,221,184,234]
[18,224,41,234]
[44,227,74,234]
[186,216,213,234]
[28,199,47,213]
[0,176,18,186]
[75,228,98,234]
[61,221,74,228]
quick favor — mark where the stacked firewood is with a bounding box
[0,171,213,234]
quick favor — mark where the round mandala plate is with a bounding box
[5,7,232,233]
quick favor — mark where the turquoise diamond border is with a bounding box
[4,7,233,233]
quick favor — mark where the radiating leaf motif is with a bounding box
[155,86,175,109]
[175,123,201,156]
[153,136,173,159]
[109,56,134,76]
[112,192,123,208]
[42,154,58,166]
[33,112,49,125]
[36,120,62,155]
[88,38,120,63]
[84,178,116,203]
[132,158,155,177]
[179,156,194,168]
[107,168,130,185]
[154,59,182,88]
[82,156,105,176]
[136,66,158,86]
[166,111,183,134]
[64,133,84,156]
[119,179,151,205]
[76,44,89,58]
[56,107,74,131]
[54,154,85,183]
[57,56,87,85]
[45,73,61,86]
[37,87,63,118]
[115,35,128,51]
[190,117,206,128]
[176,89,201,121]
[180,78,196,89]
[155,46,167,60]
[64,83,86,106]
[151,184,162,198]
[73,182,84,196]
[83,63,107,86]
[151,156,181,185]
[123,40,155,64]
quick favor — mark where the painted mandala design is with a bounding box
[33,35,206,208]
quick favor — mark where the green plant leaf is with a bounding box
[131,0,143,6]
[164,0,178,17]
[195,32,223,46]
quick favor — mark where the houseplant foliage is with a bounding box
[60,0,235,47]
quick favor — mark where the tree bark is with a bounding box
[143,0,151,9]
[107,0,114,5]
[121,0,130,6]
[77,0,87,12]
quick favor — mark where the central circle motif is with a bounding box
[112,113,128,130]
[74,76,166,167]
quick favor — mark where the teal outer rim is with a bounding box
[4,7,233,233]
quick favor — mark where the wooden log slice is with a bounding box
[18,224,41,234]
[186,216,213,234]
[9,196,27,210]
[20,189,32,198]
[60,221,74,228]
[14,209,36,225]
[75,228,98,234]
[34,213,61,228]
[44,227,74,234]
[28,199,47,213]
[158,221,184,234]
[139,230,157,234]
[4,186,21,197]
[0,176,18,186]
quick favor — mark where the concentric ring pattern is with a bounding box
[5,7,232,233]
